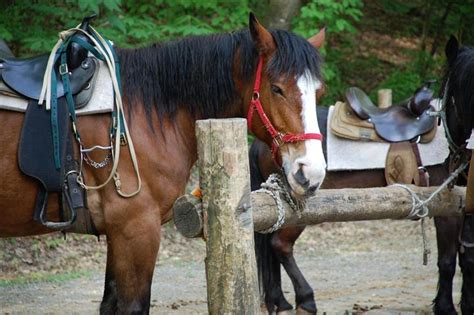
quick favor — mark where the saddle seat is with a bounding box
[345,87,436,142]
[0,53,96,102]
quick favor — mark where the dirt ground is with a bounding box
[0,218,463,314]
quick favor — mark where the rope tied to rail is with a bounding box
[257,173,304,234]
[391,160,469,264]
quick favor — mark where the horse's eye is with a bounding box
[271,84,284,96]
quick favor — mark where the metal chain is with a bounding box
[83,153,112,169]
[257,173,304,234]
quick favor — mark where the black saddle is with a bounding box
[9,14,99,232]
[345,86,436,142]
[0,54,96,101]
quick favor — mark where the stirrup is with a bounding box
[37,188,77,230]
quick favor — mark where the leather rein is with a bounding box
[247,56,323,163]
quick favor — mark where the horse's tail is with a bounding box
[254,231,281,308]
[249,139,280,309]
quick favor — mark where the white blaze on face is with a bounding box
[282,70,326,196]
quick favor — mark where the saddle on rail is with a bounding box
[0,15,100,233]
[330,84,437,186]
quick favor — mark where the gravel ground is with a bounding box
[0,218,463,314]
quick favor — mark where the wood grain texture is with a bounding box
[196,118,259,314]
[174,185,465,236]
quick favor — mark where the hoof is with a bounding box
[296,306,316,315]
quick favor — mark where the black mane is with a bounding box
[443,45,474,139]
[118,29,321,123]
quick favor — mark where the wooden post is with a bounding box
[196,118,260,314]
[378,89,392,108]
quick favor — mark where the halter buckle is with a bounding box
[273,132,284,148]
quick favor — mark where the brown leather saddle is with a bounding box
[331,84,438,187]
[345,86,436,142]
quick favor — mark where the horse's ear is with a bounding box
[445,35,459,64]
[249,12,276,56]
[308,27,326,49]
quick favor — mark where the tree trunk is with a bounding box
[266,0,302,30]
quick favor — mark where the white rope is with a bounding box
[390,160,468,265]
[391,160,468,219]
[257,173,304,234]
[39,26,142,198]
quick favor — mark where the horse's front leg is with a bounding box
[100,246,119,314]
[101,204,161,315]
[433,216,460,315]
[271,226,316,314]
[460,214,474,315]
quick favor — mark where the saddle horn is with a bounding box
[67,14,98,70]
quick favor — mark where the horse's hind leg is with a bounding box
[433,216,460,315]
[271,227,317,314]
[101,206,161,314]
[460,215,474,314]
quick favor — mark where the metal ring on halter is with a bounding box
[252,91,260,100]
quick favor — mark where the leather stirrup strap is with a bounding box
[411,142,429,187]
[464,153,474,214]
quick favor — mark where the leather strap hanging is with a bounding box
[411,142,429,187]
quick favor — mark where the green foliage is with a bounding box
[293,0,363,37]
[0,0,250,55]
[292,0,364,105]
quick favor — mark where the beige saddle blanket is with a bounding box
[0,58,113,115]
[327,102,450,171]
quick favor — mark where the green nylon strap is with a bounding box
[49,30,123,169]
[60,50,80,140]
[70,36,104,61]
[50,40,70,169]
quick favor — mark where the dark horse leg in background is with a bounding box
[252,106,464,314]
[459,215,474,314]
[433,217,460,315]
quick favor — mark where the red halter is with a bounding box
[247,56,323,162]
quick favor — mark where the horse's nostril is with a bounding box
[307,183,320,194]
[294,168,309,188]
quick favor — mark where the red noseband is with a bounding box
[247,56,323,163]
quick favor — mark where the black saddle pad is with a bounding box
[18,99,70,192]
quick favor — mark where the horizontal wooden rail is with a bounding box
[173,185,465,238]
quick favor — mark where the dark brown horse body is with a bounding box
[252,100,470,313]
[0,15,328,313]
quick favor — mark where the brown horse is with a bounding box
[0,14,328,313]
[252,65,473,313]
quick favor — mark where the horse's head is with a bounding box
[244,14,326,198]
[443,35,474,148]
